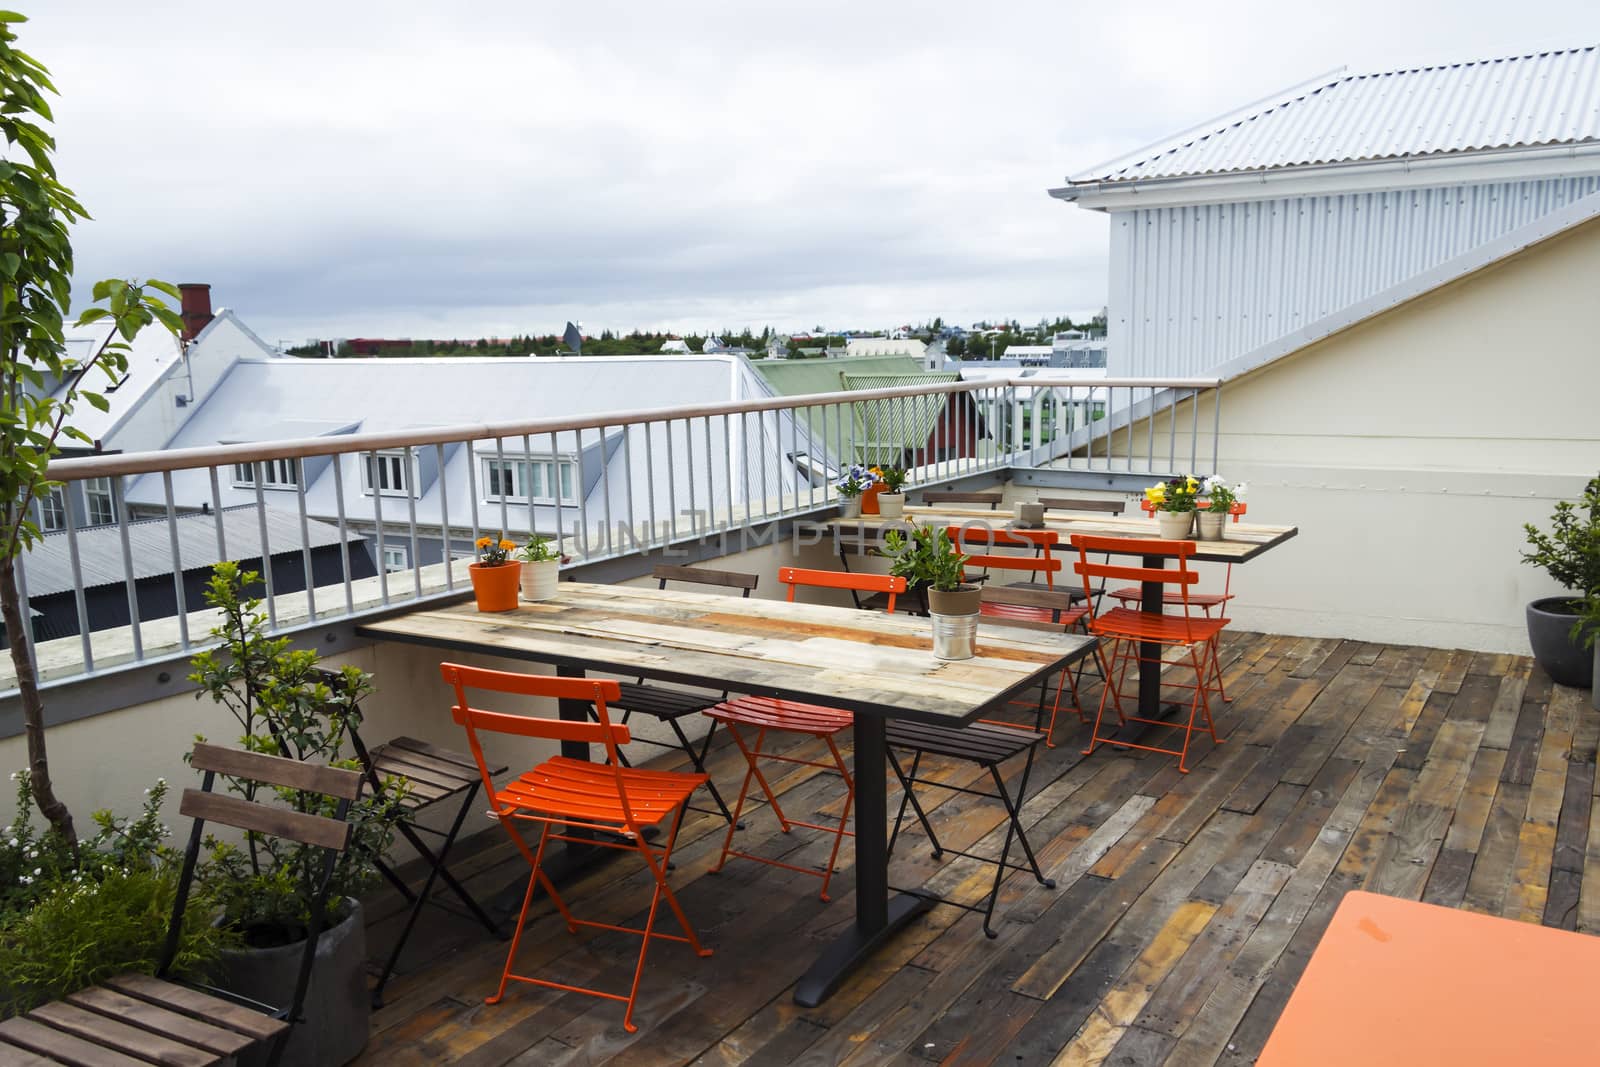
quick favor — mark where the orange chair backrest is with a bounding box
[945,524,1060,551]
[1069,534,1206,636]
[1139,497,1247,521]
[441,662,633,816]
[961,552,1063,589]
[777,566,907,614]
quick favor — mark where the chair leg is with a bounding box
[818,735,855,902]
[489,820,571,1006]
[888,749,942,859]
[669,717,734,823]
[980,758,1054,939]
[623,806,712,1033]
[710,724,764,874]
[1083,640,1128,757]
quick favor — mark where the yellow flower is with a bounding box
[475,536,492,549]
[1184,476,1199,492]
[498,540,515,552]
[1145,485,1166,503]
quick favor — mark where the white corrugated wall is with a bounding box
[1107,175,1600,376]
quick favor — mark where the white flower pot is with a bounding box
[839,495,862,518]
[1196,511,1227,541]
[1157,511,1194,541]
[877,493,905,518]
[520,559,560,601]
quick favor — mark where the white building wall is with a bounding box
[1106,214,1600,654]
[1107,175,1600,377]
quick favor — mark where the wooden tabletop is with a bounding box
[1259,890,1600,1066]
[815,505,1298,564]
[356,582,1097,726]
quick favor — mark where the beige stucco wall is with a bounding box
[1107,215,1600,653]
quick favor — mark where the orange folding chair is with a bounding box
[442,663,712,1033]
[1069,535,1230,773]
[702,567,907,901]
[947,525,1062,591]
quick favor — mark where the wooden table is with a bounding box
[357,581,1097,1007]
[812,506,1298,717]
[1260,890,1600,1066]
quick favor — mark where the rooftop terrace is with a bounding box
[350,631,1585,1066]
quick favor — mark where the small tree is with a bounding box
[1,10,183,848]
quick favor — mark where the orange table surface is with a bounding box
[1260,890,1600,1066]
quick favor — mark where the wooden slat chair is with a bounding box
[0,744,362,1067]
[601,564,761,824]
[346,714,507,1007]
[977,584,1120,747]
[885,717,1055,938]
[1038,496,1126,516]
[922,489,1003,509]
[701,567,907,901]
[442,663,712,1034]
[1070,534,1230,773]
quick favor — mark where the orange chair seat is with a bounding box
[498,756,706,826]
[1089,606,1228,645]
[979,601,1089,628]
[705,695,853,735]
[1108,586,1232,610]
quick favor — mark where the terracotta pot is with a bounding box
[1156,511,1194,541]
[469,562,521,612]
[1196,511,1227,541]
[861,483,887,515]
[520,559,560,601]
[877,492,905,518]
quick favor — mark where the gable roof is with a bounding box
[1065,45,1600,190]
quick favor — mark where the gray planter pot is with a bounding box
[927,585,982,617]
[1526,597,1595,689]
[217,902,370,1067]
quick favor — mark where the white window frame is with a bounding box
[381,544,409,573]
[362,451,418,498]
[85,477,116,527]
[481,456,577,504]
[231,458,299,489]
[37,487,66,532]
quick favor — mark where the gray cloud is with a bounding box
[22,0,1597,341]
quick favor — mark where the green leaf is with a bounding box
[83,392,109,412]
[145,279,181,301]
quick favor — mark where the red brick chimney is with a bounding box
[179,283,214,340]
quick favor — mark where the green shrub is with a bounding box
[0,866,231,1016]
[1523,474,1600,595]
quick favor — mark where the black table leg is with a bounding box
[1139,556,1165,718]
[793,716,932,1008]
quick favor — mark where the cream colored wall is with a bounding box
[1104,216,1600,653]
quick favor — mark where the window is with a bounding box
[37,487,66,532]
[381,545,408,573]
[362,452,415,497]
[232,458,298,489]
[85,477,115,526]
[482,457,576,503]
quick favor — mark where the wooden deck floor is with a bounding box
[354,633,1593,1066]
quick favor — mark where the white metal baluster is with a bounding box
[435,443,454,590]
[367,452,388,606]
[331,456,354,613]
[403,446,421,599]
[643,421,658,546]
[62,491,93,671]
[162,472,190,648]
[253,466,278,627]
[293,463,317,621]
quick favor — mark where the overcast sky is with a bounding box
[22,1,1599,344]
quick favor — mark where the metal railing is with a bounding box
[6,376,1220,692]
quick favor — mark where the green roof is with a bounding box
[751,356,958,460]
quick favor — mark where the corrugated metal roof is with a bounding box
[1074,45,1600,184]
[839,373,957,455]
[21,507,360,598]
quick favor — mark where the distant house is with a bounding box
[846,338,927,360]
[1051,43,1600,653]
[659,339,691,354]
[751,354,988,468]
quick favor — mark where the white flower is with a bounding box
[6,838,16,848]
[1235,482,1248,499]
[8,772,17,781]
[19,875,31,885]
[31,868,40,877]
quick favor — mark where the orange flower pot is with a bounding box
[860,483,887,515]
[469,562,521,612]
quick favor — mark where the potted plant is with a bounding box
[1146,475,1200,540]
[188,563,405,1066]
[469,532,521,611]
[1197,476,1246,540]
[517,534,562,601]
[884,525,979,660]
[835,465,879,519]
[1578,591,1600,711]
[873,465,909,518]
[1522,475,1600,688]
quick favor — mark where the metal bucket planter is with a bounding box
[1526,597,1595,689]
[1196,511,1227,541]
[839,495,862,519]
[928,585,982,661]
[217,902,370,1067]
